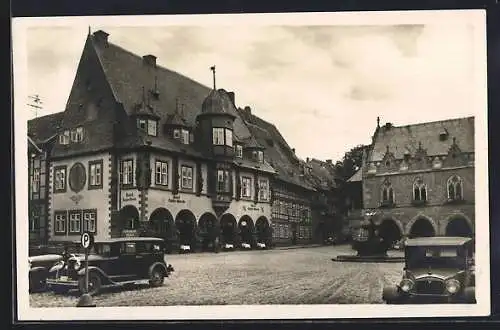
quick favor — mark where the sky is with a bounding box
[24,15,481,162]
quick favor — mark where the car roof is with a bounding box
[98,237,164,243]
[405,236,473,247]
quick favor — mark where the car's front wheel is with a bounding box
[79,273,102,295]
[149,267,165,287]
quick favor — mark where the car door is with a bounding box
[118,241,140,281]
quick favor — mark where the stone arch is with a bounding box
[378,218,403,244]
[220,213,237,244]
[148,208,175,238]
[255,216,271,243]
[119,205,140,231]
[238,215,255,245]
[198,212,218,250]
[407,215,437,238]
[175,209,197,246]
[445,214,473,237]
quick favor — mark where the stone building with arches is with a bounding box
[347,116,475,243]
[27,30,324,250]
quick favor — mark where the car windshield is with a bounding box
[405,246,465,269]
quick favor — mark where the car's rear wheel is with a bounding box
[79,273,102,295]
[149,267,165,287]
[29,271,48,293]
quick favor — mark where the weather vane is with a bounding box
[210,65,216,90]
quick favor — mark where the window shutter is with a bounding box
[196,161,203,196]
[235,168,241,201]
[172,157,179,194]
[254,175,259,203]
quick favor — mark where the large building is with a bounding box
[27,30,334,250]
[346,117,475,242]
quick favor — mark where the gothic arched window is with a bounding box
[447,175,463,201]
[413,178,427,202]
[381,180,395,206]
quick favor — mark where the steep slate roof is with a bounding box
[90,34,253,144]
[306,158,338,190]
[368,117,475,162]
[347,168,362,182]
[27,112,65,144]
[237,108,314,190]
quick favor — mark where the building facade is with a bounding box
[347,117,475,242]
[27,30,330,250]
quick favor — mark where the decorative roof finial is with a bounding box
[210,65,216,90]
[386,145,389,153]
[377,116,380,128]
[88,26,91,35]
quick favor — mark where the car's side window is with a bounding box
[122,242,136,254]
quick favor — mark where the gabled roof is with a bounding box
[90,34,252,144]
[27,112,65,144]
[347,168,362,182]
[368,117,474,162]
[237,108,314,190]
[306,158,338,190]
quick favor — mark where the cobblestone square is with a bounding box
[30,246,404,307]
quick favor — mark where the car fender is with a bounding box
[48,261,65,274]
[30,266,48,274]
[77,266,111,283]
[148,262,168,277]
[382,286,400,302]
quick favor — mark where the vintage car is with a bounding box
[382,236,475,304]
[46,237,174,295]
[28,254,64,292]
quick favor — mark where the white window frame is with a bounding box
[69,212,81,234]
[59,130,70,145]
[155,161,168,186]
[235,145,243,158]
[75,127,84,142]
[181,129,190,144]
[83,211,97,233]
[225,129,233,147]
[120,160,134,185]
[241,176,252,198]
[54,213,66,233]
[257,151,264,163]
[32,168,40,193]
[54,168,66,191]
[213,128,225,145]
[90,162,102,186]
[217,169,230,192]
[173,129,181,139]
[147,119,157,137]
[181,165,193,190]
[258,179,269,201]
[138,119,147,131]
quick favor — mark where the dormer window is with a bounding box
[173,129,180,139]
[212,127,233,147]
[59,130,70,145]
[70,127,84,143]
[137,118,157,137]
[181,129,189,144]
[252,150,264,163]
[235,145,243,158]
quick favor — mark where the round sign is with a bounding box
[69,163,87,193]
[80,231,94,249]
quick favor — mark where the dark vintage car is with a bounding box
[28,254,64,292]
[46,237,174,295]
[382,236,475,304]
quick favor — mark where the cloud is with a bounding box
[24,19,479,162]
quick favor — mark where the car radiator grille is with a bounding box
[415,279,445,294]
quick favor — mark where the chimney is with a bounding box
[143,55,157,68]
[384,122,393,130]
[244,106,251,115]
[228,92,235,105]
[326,159,332,164]
[306,157,310,162]
[292,148,295,154]
[93,30,109,46]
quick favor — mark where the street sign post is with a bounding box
[76,231,96,307]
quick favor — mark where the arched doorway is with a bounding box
[175,209,196,247]
[220,214,237,244]
[409,217,436,238]
[238,215,254,246]
[148,208,175,252]
[378,218,403,246]
[198,212,218,251]
[255,216,270,244]
[117,205,140,236]
[445,216,473,237]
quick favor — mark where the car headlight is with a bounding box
[445,279,461,294]
[399,279,414,293]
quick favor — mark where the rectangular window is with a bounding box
[138,119,147,131]
[54,212,67,235]
[235,145,243,158]
[30,215,39,232]
[181,129,190,144]
[217,169,231,193]
[155,161,168,186]
[120,160,134,186]
[258,179,269,201]
[213,128,225,145]
[75,127,84,142]
[257,151,264,163]
[59,130,70,145]
[147,120,157,136]
[225,129,233,147]
[69,212,82,234]
[181,165,193,190]
[241,176,252,198]
[83,210,97,233]
[173,129,181,139]
[32,168,40,193]
[53,166,67,192]
[89,160,103,189]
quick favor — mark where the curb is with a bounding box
[274,244,324,250]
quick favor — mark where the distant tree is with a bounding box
[334,145,366,182]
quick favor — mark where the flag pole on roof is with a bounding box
[210,65,216,90]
